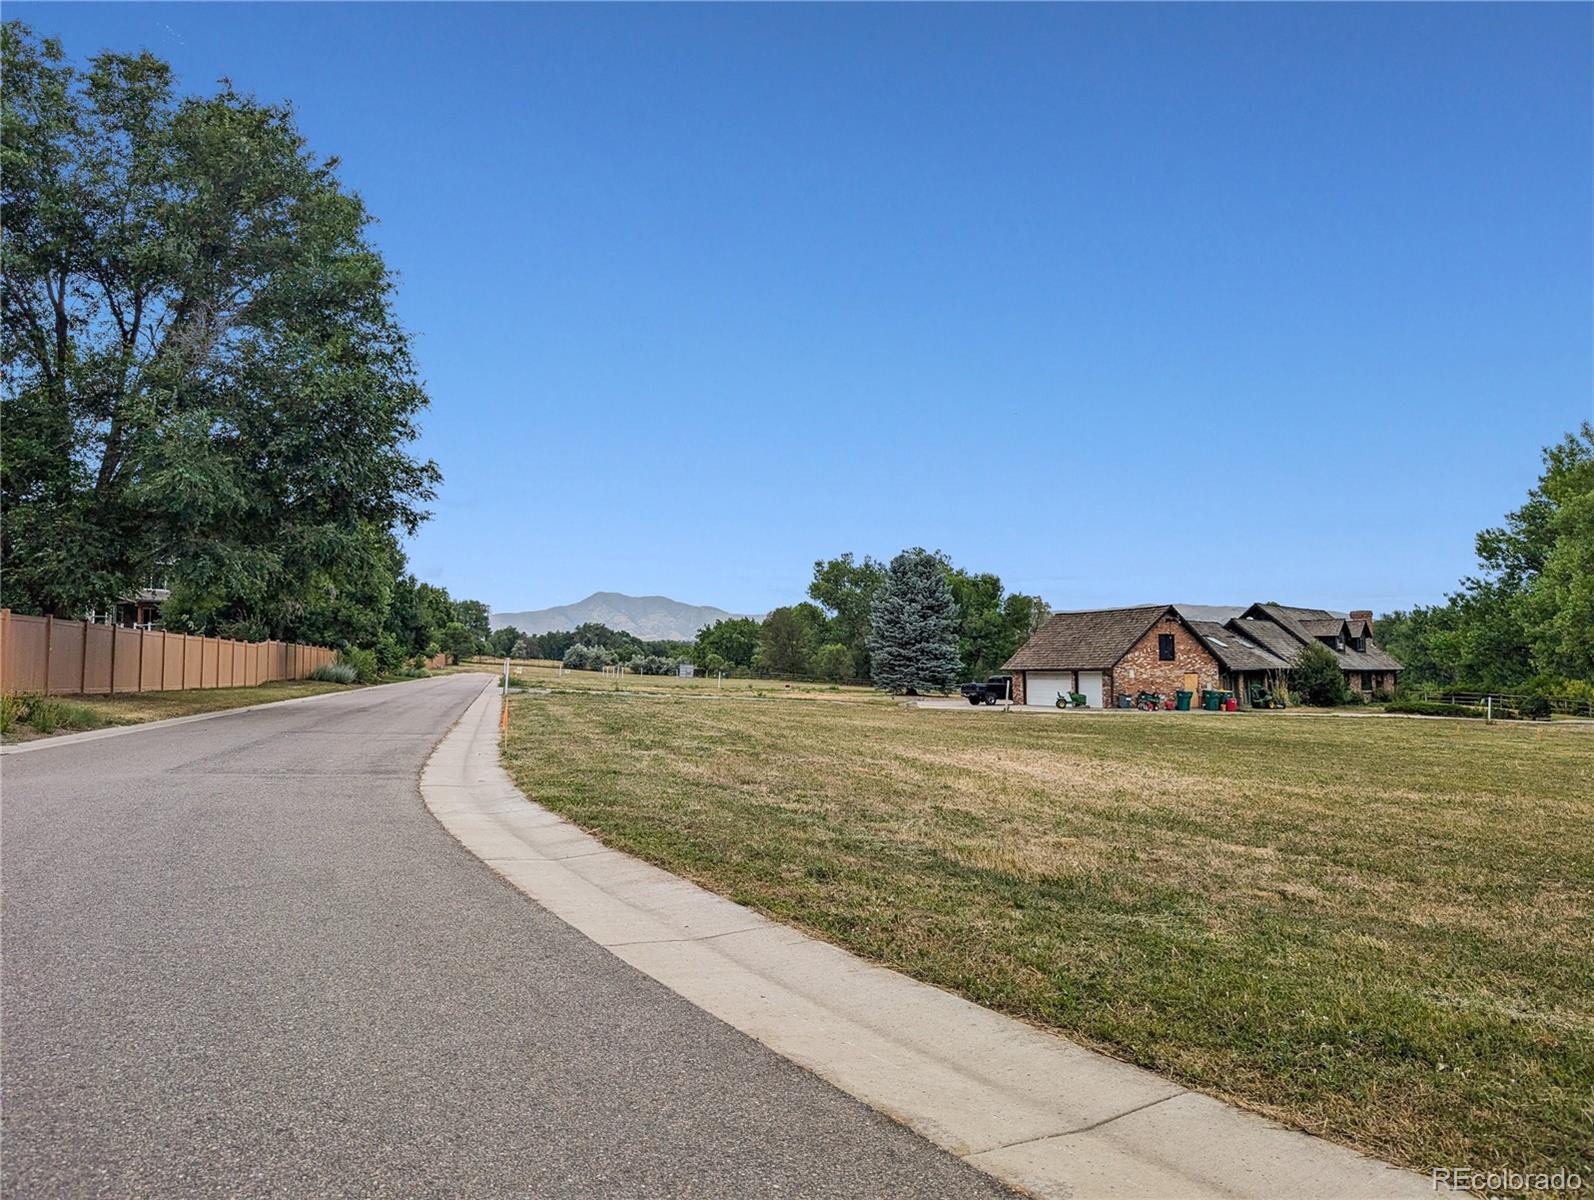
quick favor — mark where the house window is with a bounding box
[1361,671,1373,691]
[1354,636,1367,652]
[1158,634,1175,661]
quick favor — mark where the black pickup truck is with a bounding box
[960,675,1013,705]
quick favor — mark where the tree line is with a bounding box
[1,25,493,674]
[1376,423,1593,705]
[690,550,1048,688]
[490,551,1046,692]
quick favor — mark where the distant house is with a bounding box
[85,588,168,630]
[1002,602,1400,708]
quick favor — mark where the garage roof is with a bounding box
[1003,605,1173,671]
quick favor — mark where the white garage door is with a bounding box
[1078,671,1104,708]
[1025,672,1070,708]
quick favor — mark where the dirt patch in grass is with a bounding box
[503,691,1593,1195]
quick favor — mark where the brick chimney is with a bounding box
[1349,609,1373,634]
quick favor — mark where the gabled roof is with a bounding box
[1234,608,1402,671]
[1172,604,1247,623]
[1227,616,1306,664]
[1003,605,1173,671]
[1187,622,1293,672]
[1300,617,1351,639]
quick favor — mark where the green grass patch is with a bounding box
[502,692,1594,1194]
[0,679,364,740]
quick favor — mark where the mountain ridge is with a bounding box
[491,591,754,642]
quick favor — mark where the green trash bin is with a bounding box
[1202,689,1222,711]
[1175,690,1192,711]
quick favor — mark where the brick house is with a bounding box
[1003,603,1401,708]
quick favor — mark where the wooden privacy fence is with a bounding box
[0,610,336,697]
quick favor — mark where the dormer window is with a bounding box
[1353,636,1367,652]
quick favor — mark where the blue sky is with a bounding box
[17,3,1592,616]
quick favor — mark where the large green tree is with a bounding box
[757,603,826,677]
[693,616,761,670]
[868,548,963,694]
[809,553,885,678]
[0,24,438,643]
[1378,423,1594,690]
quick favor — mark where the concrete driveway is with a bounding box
[1,674,1008,1198]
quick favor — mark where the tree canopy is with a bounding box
[868,548,964,694]
[1,23,438,647]
[1378,423,1594,694]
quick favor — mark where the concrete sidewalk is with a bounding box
[424,687,1443,1200]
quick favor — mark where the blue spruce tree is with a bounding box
[868,549,964,693]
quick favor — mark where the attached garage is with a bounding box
[1010,669,1105,708]
[1077,670,1104,708]
[1024,671,1072,708]
[1003,605,1222,711]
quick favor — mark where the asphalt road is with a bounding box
[2,674,1009,1198]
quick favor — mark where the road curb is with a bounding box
[0,674,476,756]
[421,687,1443,1200]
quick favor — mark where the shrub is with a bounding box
[374,633,407,676]
[1370,688,1393,703]
[1290,642,1349,706]
[1385,698,1484,719]
[1519,693,1552,720]
[310,662,359,684]
[813,642,855,683]
[629,655,678,676]
[0,693,22,734]
[23,695,66,733]
[562,643,614,671]
[338,647,378,684]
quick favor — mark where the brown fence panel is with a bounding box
[1,613,50,693]
[1,610,335,697]
[141,630,164,691]
[161,633,181,690]
[48,620,84,695]
[82,623,114,695]
[113,627,142,693]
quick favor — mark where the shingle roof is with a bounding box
[1003,605,1172,671]
[1226,617,1305,663]
[1187,622,1294,672]
[1004,601,1403,676]
[1172,604,1247,623]
[1300,618,1350,638]
[1233,609,1402,671]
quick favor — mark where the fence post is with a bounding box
[137,627,144,693]
[0,608,8,694]
[80,619,89,695]
[108,620,117,696]
[43,615,53,695]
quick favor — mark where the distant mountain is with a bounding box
[491,592,753,642]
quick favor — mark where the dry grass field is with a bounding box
[501,678,1593,1194]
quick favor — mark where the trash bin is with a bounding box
[1202,689,1222,711]
[1175,690,1192,711]
[1225,696,1238,712]
[1118,693,1134,709]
